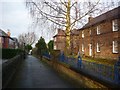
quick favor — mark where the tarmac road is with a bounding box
[7,55,75,88]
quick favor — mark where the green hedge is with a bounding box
[1,48,23,59]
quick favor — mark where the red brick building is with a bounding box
[78,6,120,60]
[53,29,66,52]
[0,29,17,49]
[53,28,80,54]
[70,29,80,55]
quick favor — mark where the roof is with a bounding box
[53,29,66,38]
[71,29,79,36]
[79,6,120,30]
[0,29,8,36]
[12,37,18,42]
[0,29,14,40]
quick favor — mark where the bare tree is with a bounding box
[26,0,117,52]
[18,32,36,49]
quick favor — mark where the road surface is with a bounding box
[7,55,75,88]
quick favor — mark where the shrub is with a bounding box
[1,48,23,59]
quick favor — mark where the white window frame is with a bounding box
[97,43,100,52]
[112,19,118,32]
[82,31,84,38]
[113,41,118,53]
[0,37,1,43]
[89,30,91,35]
[54,45,57,50]
[82,44,84,52]
[97,25,100,35]
[54,37,56,41]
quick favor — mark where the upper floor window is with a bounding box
[54,45,57,50]
[96,43,100,52]
[112,19,118,31]
[82,31,84,38]
[113,41,118,53]
[97,25,100,35]
[0,37,1,43]
[2,37,5,44]
[54,37,56,41]
[89,30,91,35]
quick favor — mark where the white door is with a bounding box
[89,44,92,56]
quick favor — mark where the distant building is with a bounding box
[70,29,80,55]
[53,29,66,52]
[0,29,18,49]
[78,6,120,60]
[53,28,80,54]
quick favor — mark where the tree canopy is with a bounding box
[48,40,54,53]
[25,44,32,53]
[26,0,117,52]
[18,32,36,49]
[35,37,48,56]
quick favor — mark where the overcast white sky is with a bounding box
[0,0,32,37]
[0,0,119,45]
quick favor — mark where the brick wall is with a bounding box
[53,30,66,52]
[79,19,119,60]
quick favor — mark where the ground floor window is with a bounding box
[97,43,100,52]
[113,41,118,53]
[82,44,84,52]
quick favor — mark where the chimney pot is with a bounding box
[88,16,93,22]
[7,30,11,36]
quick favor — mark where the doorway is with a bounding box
[89,44,92,56]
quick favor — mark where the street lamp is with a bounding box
[77,51,82,68]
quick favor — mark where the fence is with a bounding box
[43,53,120,86]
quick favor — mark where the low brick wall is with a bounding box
[43,56,107,88]
[2,53,25,88]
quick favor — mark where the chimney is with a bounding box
[88,16,93,22]
[7,29,11,36]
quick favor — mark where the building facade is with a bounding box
[70,29,80,55]
[53,29,66,52]
[53,28,80,54]
[0,29,18,49]
[78,6,120,60]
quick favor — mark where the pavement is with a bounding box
[7,55,75,88]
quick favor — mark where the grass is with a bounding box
[82,57,117,66]
[67,54,117,66]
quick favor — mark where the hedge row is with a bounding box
[1,48,23,59]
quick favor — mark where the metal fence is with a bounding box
[43,53,120,85]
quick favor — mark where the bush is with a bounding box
[1,48,23,59]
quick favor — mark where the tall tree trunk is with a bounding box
[65,0,71,54]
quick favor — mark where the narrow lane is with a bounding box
[7,55,74,88]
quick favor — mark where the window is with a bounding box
[2,37,5,44]
[82,31,84,38]
[112,19,118,31]
[97,25,100,35]
[54,45,56,50]
[0,37,1,43]
[113,41,118,53]
[82,44,84,52]
[54,37,56,41]
[89,30,91,35]
[97,43,100,52]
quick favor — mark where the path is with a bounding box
[7,55,75,88]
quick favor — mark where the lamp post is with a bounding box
[77,51,82,68]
